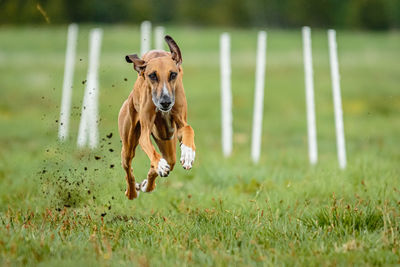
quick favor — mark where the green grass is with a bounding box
[0,25,399,266]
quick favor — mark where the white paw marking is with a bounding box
[140,179,149,192]
[180,144,195,170]
[157,158,170,177]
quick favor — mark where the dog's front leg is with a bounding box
[177,123,196,170]
[139,115,171,192]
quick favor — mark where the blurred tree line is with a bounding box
[0,0,399,30]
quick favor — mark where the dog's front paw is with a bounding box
[180,144,195,170]
[157,158,170,177]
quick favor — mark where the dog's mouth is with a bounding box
[158,103,174,113]
[160,107,171,112]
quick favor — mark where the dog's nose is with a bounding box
[160,100,172,109]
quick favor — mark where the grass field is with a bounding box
[0,25,399,266]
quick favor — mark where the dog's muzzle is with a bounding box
[152,87,175,112]
[160,99,173,112]
[155,93,174,112]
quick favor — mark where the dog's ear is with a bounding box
[125,54,146,73]
[164,35,182,66]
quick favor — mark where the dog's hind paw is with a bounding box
[180,144,195,170]
[140,179,156,193]
[125,183,141,199]
[157,158,170,177]
[140,179,149,192]
[125,188,138,200]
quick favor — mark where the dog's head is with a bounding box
[125,35,182,112]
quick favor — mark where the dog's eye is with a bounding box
[169,72,177,81]
[148,72,158,81]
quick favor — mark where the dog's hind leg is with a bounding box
[140,168,157,193]
[121,124,140,199]
[119,100,141,200]
[140,137,177,193]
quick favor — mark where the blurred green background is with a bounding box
[1,0,400,30]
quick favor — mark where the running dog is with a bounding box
[118,35,196,200]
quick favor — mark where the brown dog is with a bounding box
[118,36,196,200]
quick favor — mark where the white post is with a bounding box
[251,31,267,164]
[328,29,347,169]
[154,26,165,50]
[220,33,232,157]
[140,21,152,56]
[302,26,318,165]
[58,24,78,141]
[77,28,103,149]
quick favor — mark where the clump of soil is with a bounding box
[39,133,118,211]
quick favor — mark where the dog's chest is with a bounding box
[152,112,175,140]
